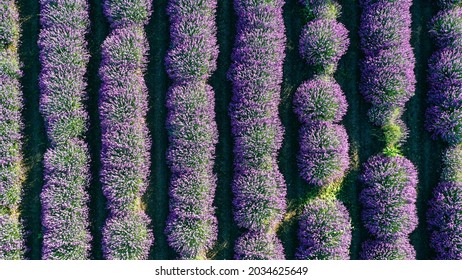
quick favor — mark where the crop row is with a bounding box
[295,0,351,260]
[99,0,153,260]
[229,0,287,260]
[164,0,219,259]
[359,0,417,260]
[427,0,462,260]
[0,0,24,260]
[38,0,91,260]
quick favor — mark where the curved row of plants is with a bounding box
[164,0,219,260]
[99,0,153,260]
[295,0,352,260]
[38,0,91,259]
[359,0,418,260]
[0,0,24,260]
[427,0,462,259]
[229,0,287,260]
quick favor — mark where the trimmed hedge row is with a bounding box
[295,0,351,260]
[99,0,153,260]
[38,0,91,259]
[229,0,287,259]
[0,0,24,260]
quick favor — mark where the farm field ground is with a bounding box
[15,0,441,259]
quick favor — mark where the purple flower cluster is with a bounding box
[99,0,153,260]
[296,199,351,260]
[234,231,285,260]
[359,0,415,126]
[299,19,349,74]
[164,0,218,260]
[0,1,24,260]
[360,238,416,260]
[294,0,351,260]
[298,122,349,186]
[428,181,462,259]
[38,0,91,259]
[426,3,462,259]
[229,0,287,259]
[359,155,418,259]
[438,0,462,9]
[426,7,462,145]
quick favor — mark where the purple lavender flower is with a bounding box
[0,214,23,260]
[102,213,153,260]
[38,0,91,259]
[229,0,287,259]
[359,1,412,56]
[293,76,348,124]
[428,47,462,91]
[299,18,349,74]
[430,7,462,48]
[298,0,341,20]
[360,155,418,239]
[438,0,462,9]
[165,0,218,82]
[427,181,462,259]
[0,0,24,260]
[234,231,285,260]
[360,238,416,260]
[100,0,153,259]
[165,80,218,260]
[104,0,152,28]
[441,145,462,183]
[298,122,349,187]
[40,141,91,259]
[296,199,351,260]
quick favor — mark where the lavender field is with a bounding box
[0,0,459,260]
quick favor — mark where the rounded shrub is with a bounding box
[361,47,415,110]
[360,238,416,260]
[0,1,19,48]
[427,182,462,259]
[299,18,349,73]
[298,0,341,20]
[103,0,152,28]
[430,7,462,48]
[293,76,347,124]
[298,122,349,187]
[102,213,153,260]
[428,47,462,90]
[360,155,418,239]
[359,1,411,56]
[296,199,351,260]
[235,231,285,260]
[441,145,462,183]
[0,214,24,260]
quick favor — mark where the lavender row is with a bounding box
[164,0,218,259]
[359,155,418,259]
[295,0,351,260]
[38,0,91,259]
[229,0,287,259]
[427,1,462,259]
[0,0,24,260]
[359,0,416,126]
[99,0,153,260]
[359,0,417,259]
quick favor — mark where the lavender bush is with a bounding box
[229,0,286,259]
[299,19,349,74]
[359,0,415,126]
[441,145,462,183]
[360,155,418,239]
[99,0,153,260]
[298,0,341,20]
[298,122,349,187]
[296,199,351,260]
[234,231,285,260]
[438,0,462,9]
[293,77,347,124]
[430,7,462,48]
[360,238,416,260]
[38,0,91,259]
[427,182,462,259]
[0,1,24,260]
